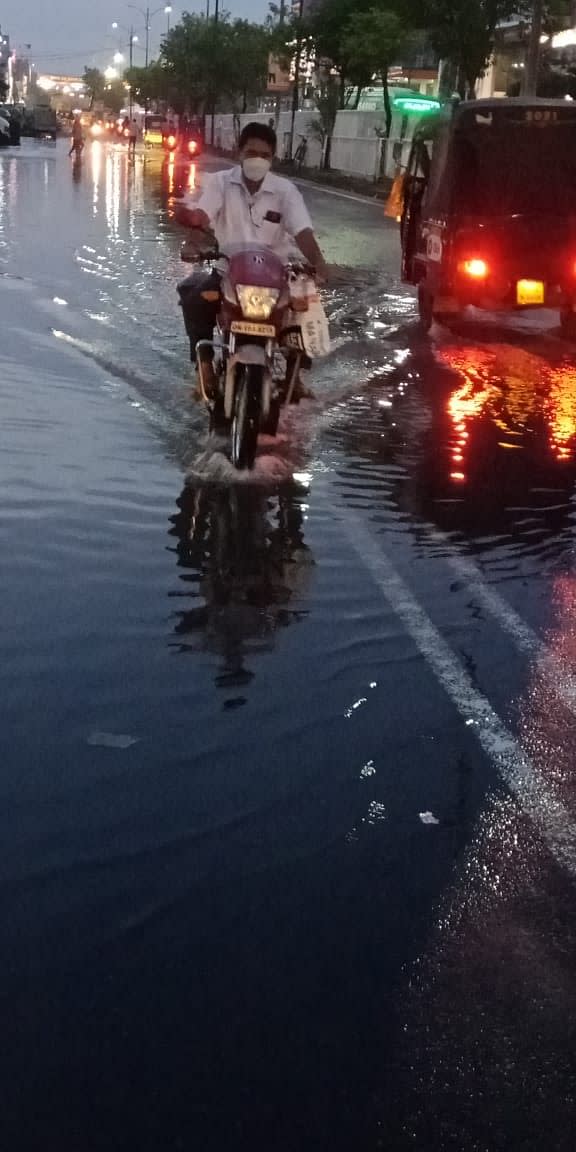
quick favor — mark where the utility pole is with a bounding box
[274,0,286,133]
[145,6,150,67]
[129,26,135,115]
[287,0,304,161]
[522,0,544,97]
[209,0,220,145]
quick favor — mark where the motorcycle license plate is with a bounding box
[230,321,275,337]
[516,279,544,306]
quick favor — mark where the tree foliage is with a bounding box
[83,67,106,110]
[155,13,270,113]
[342,9,406,134]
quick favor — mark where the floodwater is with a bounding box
[1,139,576,1151]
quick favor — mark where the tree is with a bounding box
[309,0,417,108]
[159,13,271,115]
[104,80,128,115]
[310,72,341,168]
[342,8,407,136]
[125,62,172,107]
[227,20,270,112]
[83,67,106,110]
[421,0,519,97]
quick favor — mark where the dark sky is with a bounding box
[2,0,269,74]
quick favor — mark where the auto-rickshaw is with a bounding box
[399,98,576,336]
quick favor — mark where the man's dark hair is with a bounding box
[239,121,277,153]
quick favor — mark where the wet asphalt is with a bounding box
[1,138,576,1151]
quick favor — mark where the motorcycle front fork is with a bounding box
[196,335,291,419]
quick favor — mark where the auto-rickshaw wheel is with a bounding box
[434,311,462,333]
[560,310,576,341]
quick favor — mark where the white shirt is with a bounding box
[188,166,313,259]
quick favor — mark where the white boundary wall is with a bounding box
[205,107,420,181]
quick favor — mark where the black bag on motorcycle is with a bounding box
[177,271,221,345]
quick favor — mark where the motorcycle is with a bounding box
[178,236,322,471]
[163,132,202,159]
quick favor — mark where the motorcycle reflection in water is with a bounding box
[167,481,314,691]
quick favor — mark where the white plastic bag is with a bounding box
[300,294,331,358]
[285,275,331,359]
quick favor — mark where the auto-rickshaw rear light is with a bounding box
[461,258,489,280]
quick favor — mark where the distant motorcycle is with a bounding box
[162,132,202,159]
[179,236,321,470]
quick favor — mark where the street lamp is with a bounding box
[128,4,171,66]
[112,23,139,67]
[165,5,172,34]
[112,22,140,114]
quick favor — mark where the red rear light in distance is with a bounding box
[188,139,198,154]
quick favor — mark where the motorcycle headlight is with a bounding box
[236,285,280,320]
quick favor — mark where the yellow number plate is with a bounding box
[230,321,276,337]
[516,279,544,306]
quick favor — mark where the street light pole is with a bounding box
[129,26,135,115]
[522,0,544,97]
[288,0,304,161]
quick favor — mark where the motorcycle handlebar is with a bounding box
[180,239,316,280]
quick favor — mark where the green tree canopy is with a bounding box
[158,13,270,113]
[342,8,407,133]
[83,67,106,109]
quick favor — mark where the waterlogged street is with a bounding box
[2,139,576,1151]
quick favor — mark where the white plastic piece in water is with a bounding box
[87,732,140,750]
[419,811,439,826]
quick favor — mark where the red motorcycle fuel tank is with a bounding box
[226,246,285,290]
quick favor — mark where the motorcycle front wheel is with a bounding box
[231,364,261,470]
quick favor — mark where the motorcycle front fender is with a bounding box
[233,344,267,366]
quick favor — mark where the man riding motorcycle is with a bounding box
[178,121,328,397]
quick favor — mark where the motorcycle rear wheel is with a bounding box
[231,365,261,470]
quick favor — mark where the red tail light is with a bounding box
[167,134,176,148]
[188,139,198,155]
[460,258,489,280]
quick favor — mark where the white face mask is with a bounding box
[242,156,271,183]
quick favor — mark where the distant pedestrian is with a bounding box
[68,115,84,158]
[128,118,139,158]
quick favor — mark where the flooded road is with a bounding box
[2,139,576,1151]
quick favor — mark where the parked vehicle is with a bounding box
[26,105,58,141]
[0,113,10,147]
[400,98,576,337]
[0,106,21,145]
[178,239,319,470]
